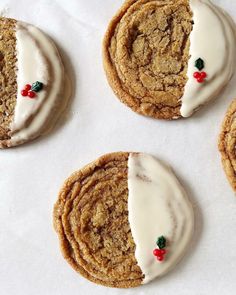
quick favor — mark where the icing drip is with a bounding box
[11,21,66,144]
[181,0,236,117]
[128,153,194,284]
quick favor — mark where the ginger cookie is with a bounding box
[0,17,69,148]
[103,0,236,119]
[53,152,194,288]
[219,99,236,191]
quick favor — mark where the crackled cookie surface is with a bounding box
[219,99,236,191]
[0,17,68,148]
[103,0,236,119]
[53,152,194,288]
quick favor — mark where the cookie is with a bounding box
[218,99,236,191]
[0,17,69,148]
[103,0,236,119]
[53,152,194,288]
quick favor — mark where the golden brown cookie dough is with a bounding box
[103,0,193,119]
[219,99,236,191]
[53,152,143,288]
[0,17,17,142]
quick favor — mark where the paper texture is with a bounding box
[1,0,236,294]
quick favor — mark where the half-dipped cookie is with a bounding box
[103,0,236,119]
[53,152,194,288]
[0,17,69,148]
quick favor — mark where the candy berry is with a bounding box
[200,72,207,78]
[197,77,204,83]
[153,248,167,262]
[21,90,28,97]
[21,84,32,97]
[153,249,161,256]
[157,255,164,262]
[193,72,201,79]
[193,71,207,83]
[28,90,36,98]
[24,84,31,91]
[160,249,166,255]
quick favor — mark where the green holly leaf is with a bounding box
[195,58,205,71]
[31,81,43,93]
[156,236,166,249]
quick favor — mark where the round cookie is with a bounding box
[103,0,236,119]
[218,99,236,191]
[53,152,194,288]
[0,17,69,148]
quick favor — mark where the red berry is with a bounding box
[197,77,204,83]
[153,249,161,257]
[157,255,164,262]
[200,72,207,79]
[21,89,28,97]
[160,249,166,255]
[24,84,31,91]
[193,72,201,79]
[28,90,36,98]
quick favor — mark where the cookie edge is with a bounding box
[218,99,236,191]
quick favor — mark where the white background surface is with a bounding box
[0,0,236,294]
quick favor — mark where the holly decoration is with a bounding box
[195,58,204,71]
[193,71,207,83]
[31,81,43,92]
[21,81,44,99]
[156,236,166,249]
[153,236,167,262]
[193,58,207,83]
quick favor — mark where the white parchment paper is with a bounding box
[1,1,236,294]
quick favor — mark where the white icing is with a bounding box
[180,0,236,117]
[128,153,194,284]
[11,21,66,144]
[12,23,49,131]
